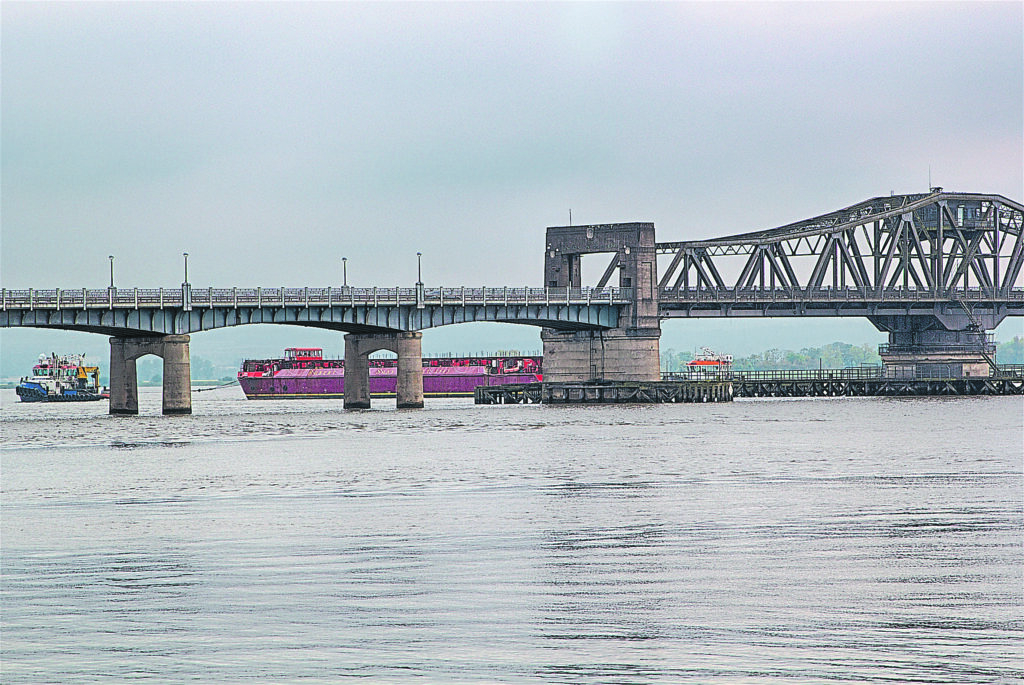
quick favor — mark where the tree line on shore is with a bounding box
[662,336,1024,371]
[661,342,881,372]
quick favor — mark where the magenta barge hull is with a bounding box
[238,348,542,399]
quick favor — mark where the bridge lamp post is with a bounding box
[108,255,115,289]
[342,257,347,287]
[415,252,424,309]
[182,252,192,311]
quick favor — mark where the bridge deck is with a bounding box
[0,286,629,335]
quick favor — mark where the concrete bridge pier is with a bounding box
[109,335,192,415]
[541,221,662,382]
[870,311,1005,377]
[541,328,661,382]
[344,331,424,409]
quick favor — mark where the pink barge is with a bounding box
[238,348,542,399]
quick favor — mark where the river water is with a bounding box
[1,387,1021,683]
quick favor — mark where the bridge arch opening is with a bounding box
[108,335,191,415]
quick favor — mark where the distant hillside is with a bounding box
[663,342,881,372]
[997,336,1024,364]
[664,337,1024,371]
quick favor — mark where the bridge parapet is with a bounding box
[1,285,633,310]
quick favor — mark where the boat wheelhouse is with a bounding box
[686,347,733,378]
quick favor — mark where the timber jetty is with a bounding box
[474,366,1024,404]
[475,380,732,404]
[730,367,1024,398]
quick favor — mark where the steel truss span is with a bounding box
[653,191,1024,318]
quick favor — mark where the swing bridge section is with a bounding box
[650,190,1023,375]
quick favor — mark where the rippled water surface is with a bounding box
[2,387,1022,683]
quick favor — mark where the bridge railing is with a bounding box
[664,367,889,382]
[665,365,1024,382]
[660,285,1024,302]
[1,286,633,309]
[878,342,997,356]
[998,364,1024,378]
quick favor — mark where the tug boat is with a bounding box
[238,348,543,399]
[686,347,733,378]
[15,353,109,402]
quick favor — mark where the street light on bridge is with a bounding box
[108,255,114,289]
[342,257,347,287]
[416,252,423,286]
[183,252,189,285]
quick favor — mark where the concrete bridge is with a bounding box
[2,286,626,413]
[3,189,1022,413]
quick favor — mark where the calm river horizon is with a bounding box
[2,387,1021,683]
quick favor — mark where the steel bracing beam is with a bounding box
[653,192,1024,316]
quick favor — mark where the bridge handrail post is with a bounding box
[56,288,61,309]
[524,287,529,306]
[462,286,466,306]
[257,287,261,307]
[134,288,138,309]
[1,288,5,311]
[233,287,238,308]
[504,286,508,306]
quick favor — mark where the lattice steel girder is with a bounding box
[656,191,1024,296]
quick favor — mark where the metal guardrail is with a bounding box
[660,286,1024,303]
[0,286,633,310]
[664,367,886,382]
[732,368,886,381]
[664,365,1024,381]
[878,343,997,356]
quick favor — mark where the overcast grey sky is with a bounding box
[2,2,1022,364]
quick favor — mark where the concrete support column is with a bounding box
[542,328,661,382]
[109,337,139,415]
[343,334,372,409]
[869,313,1002,378]
[395,332,424,409]
[160,335,192,415]
[109,334,192,415]
[344,331,425,409]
